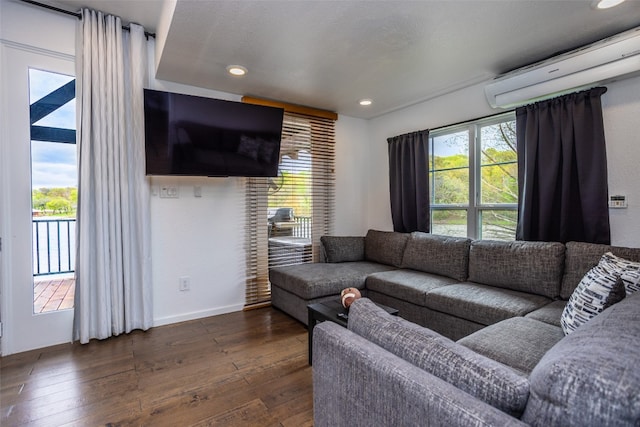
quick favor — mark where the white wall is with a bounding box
[366,76,640,247]
[602,76,640,247]
[334,115,372,236]
[0,0,76,56]
[147,174,248,326]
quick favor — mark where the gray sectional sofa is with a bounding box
[269,229,640,426]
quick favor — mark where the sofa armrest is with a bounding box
[313,322,527,427]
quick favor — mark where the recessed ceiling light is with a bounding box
[594,0,625,9]
[226,65,247,76]
[359,99,373,106]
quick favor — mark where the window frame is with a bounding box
[429,112,516,240]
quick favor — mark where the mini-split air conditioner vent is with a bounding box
[485,26,640,109]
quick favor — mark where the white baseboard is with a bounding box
[152,303,246,327]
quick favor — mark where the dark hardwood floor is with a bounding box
[1,307,313,426]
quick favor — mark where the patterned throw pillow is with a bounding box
[621,269,640,294]
[561,252,628,335]
[605,252,640,294]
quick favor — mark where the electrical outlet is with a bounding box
[160,186,179,198]
[179,276,191,291]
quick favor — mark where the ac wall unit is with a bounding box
[485,26,640,109]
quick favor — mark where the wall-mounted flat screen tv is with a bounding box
[143,89,284,177]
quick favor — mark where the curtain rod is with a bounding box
[19,0,156,39]
[434,110,515,131]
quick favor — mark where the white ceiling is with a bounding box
[46,0,640,118]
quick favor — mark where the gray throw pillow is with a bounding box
[364,230,409,267]
[401,232,471,281]
[320,236,365,263]
[468,240,564,299]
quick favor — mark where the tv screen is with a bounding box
[143,89,284,177]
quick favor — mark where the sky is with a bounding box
[431,131,469,158]
[29,68,77,189]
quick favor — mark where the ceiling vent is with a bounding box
[485,26,640,109]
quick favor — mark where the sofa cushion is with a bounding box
[560,253,628,335]
[561,241,640,299]
[348,298,530,417]
[522,293,640,426]
[269,261,395,299]
[365,230,409,267]
[365,270,457,306]
[320,236,365,263]
[425,283,551,326]
[458,317,564,375]
[401,232,471,281]
[468,240,565,299]
[525,300,567,327]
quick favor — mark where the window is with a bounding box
[244,102,336,307]
[28,68,77,313]
[429,113,516,240]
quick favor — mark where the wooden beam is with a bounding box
[30,126,76,144]
[242,96,338,121]
[30,80,76,124]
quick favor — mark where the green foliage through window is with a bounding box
[429,114,517,240]
[32,187,77,216]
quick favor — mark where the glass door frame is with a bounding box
[0,42,75,355]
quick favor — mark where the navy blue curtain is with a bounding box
[388,130,430,233]
[516,87,610,244]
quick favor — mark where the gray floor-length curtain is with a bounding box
[516,87,610,244]
[74,9,152,343]
[388,130,430,233]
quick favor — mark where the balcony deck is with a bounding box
[33,276,75,313]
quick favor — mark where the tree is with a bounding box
[268,170,312,217]
[46,197,71,214]
[32,187,77,217]
[32,189,50,212]
[430,120,518,240]
[479,121,518,239]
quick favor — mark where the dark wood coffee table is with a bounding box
[307,299,398,364]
